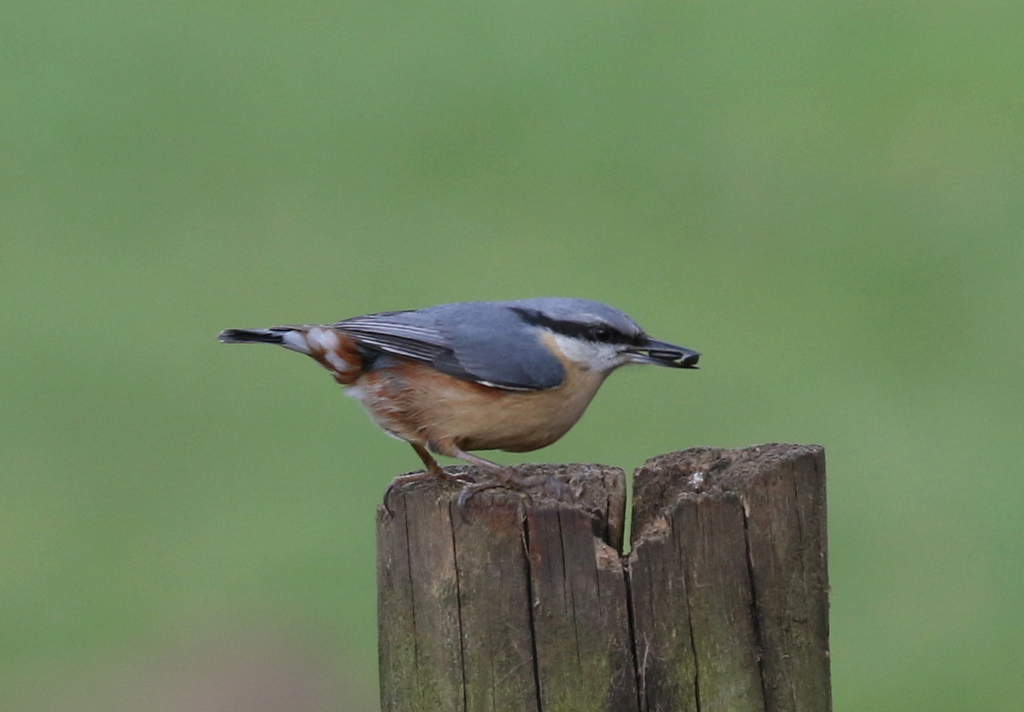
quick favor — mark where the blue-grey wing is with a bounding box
[333,310,449,363]
[334,302,565,391]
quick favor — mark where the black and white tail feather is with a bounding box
[218,328,290,345]
[218,327,317,355]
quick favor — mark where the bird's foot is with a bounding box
[455,467,570,521]
[383,468,476,516]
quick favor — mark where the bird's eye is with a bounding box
[592,326,614,342]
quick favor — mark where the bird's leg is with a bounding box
[410,443,476,483]
[383,443,476,515]
[448,446,505,477]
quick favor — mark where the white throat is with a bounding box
[548,332,628,374]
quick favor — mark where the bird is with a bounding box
[218,298,699,503]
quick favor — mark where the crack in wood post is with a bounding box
[447,500,470,712]
[741,500,771,709]
[519,503,545,712]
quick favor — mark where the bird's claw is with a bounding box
[382,481,400,517]
[454,471,572,523]
[383,469,477,517]
[455,480,505,522]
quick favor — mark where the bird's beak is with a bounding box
[628,339,701,369]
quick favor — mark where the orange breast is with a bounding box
[346,359,609,455]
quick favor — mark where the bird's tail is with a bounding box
[218,326,312,354]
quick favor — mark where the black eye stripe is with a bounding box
[511,307,639,346]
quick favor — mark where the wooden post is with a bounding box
[629,444,831,712]
[377,444,830,712]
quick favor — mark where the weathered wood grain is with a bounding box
[630,444,830,712]
[377,463,630,712]
[377,445,831,712]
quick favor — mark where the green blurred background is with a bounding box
[2,1,1022,710]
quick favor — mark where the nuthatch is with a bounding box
[219,298,699,500]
